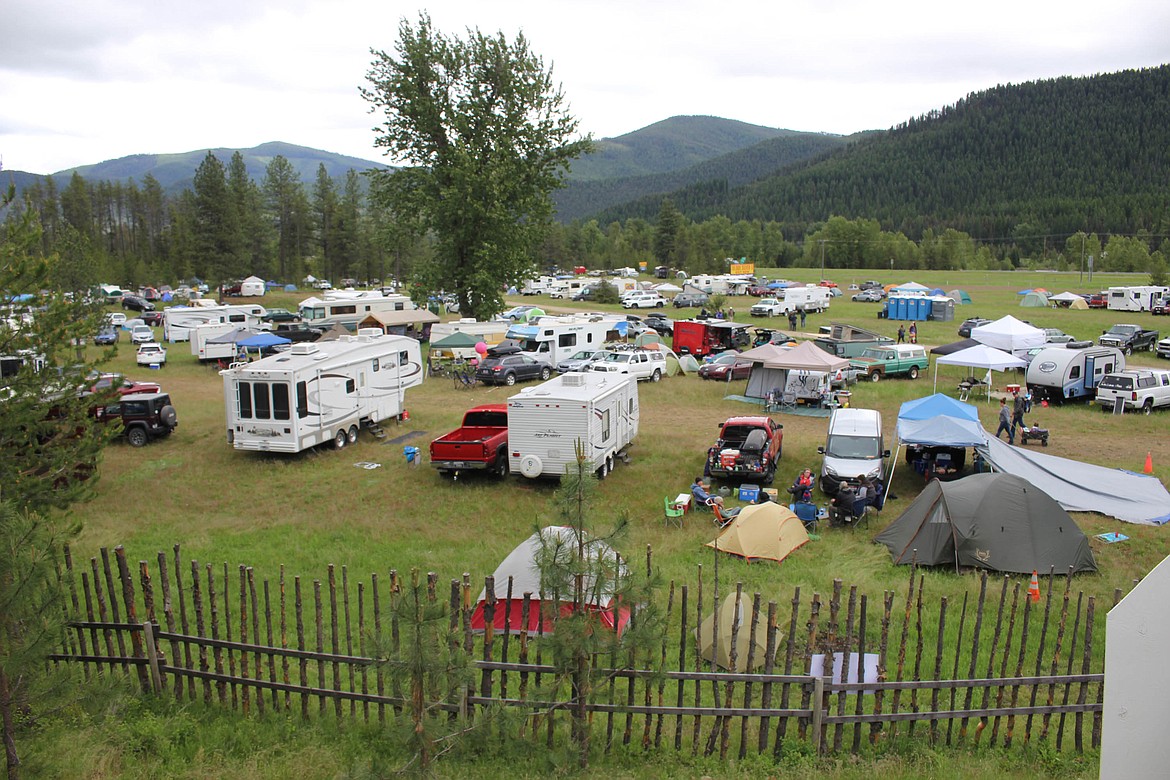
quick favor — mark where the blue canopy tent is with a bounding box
[888,393,987,490]
[237,332,291,349]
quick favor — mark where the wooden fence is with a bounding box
[50,544,1112,759]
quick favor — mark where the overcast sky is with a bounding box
[3,0,1168,175]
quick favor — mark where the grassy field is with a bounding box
[31,268,1169,777]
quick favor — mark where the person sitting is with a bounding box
[691,476,723,510]
[830,482,858,527]
[787,468,814,503]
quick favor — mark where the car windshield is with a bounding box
[603,353,631,364]
[826,434,882,460]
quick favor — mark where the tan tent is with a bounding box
[706,502,809,563]
[1068,297,1089,310]
[695,591,771,672]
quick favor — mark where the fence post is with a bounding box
[141,622,163,694]
[811,676,825,754]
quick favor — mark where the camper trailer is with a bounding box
[163,303,267,343]
[783,285,831,312]
[190,322,242,362]
[814,323,894,358]
[221,329,422,453]
[429,318,512,348]
[505,316,616,367]
[508,372,639,479]
[520,276,558,296]
[1106,286,1169,312]
[239,276,267,297]
[298,293,415,331]
[1025,345,1125,404]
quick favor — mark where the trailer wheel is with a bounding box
[334,430,347,450]
[347,425,359,444]
[597,457,609,479]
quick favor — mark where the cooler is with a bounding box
[738,483,760,502]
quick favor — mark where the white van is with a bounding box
[817,408,887,495]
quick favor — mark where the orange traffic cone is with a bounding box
[1028,571,1041,603]
[1144,451,1153,475]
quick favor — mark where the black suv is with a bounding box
[121,294,156,312]
[95,392,178,447]
[957,317,991,338]
[475,354,551,386]
[644,313,674,336]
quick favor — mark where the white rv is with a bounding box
[163,303,267,343]
[1025,344,1125,404]
[520,276,558,296]
[783,285,832,312]
[508,372,639,479]
[298,293,416,331]
[1106,286,1169,312]
[190,322,242,362]
[239,276,267,297]
[506,316,618,367]
[221,329,422,453]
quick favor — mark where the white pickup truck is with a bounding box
[1095,369,1170,414]
[750,298,795,317]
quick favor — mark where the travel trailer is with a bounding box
[162,303,267,343]
[1106,286,1169,312]
[190,322,241,362]
[221,329,422,453]
[783,285,832,312]
[1025,344,1125,404]
[239,276,267,297]
[505,316,617,367]
[688,274,753,296]
[298,292,416,331]
[520,276,558,295]
[429,318,512,347]
[508,372,639,479]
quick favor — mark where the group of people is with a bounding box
[994,388,1034,445]
[896,323,918,343]
[697,307,735,321]
[786,309,809,330]
[694,467,883,530]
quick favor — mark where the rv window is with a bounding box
[1105,362,1115,373]
[238,383,253,418]
[372,358,379,372]
[601,409,611,443]
[1069,366,1081,379]
[296,382,308,418]
[253,383,271,419]
[229,314,245,323]
[272,383,291,420]
[558,333,577,348]
[394,302,404,311]
[399,350,409,366]
[346,379,356,394]
[333,305,357,315]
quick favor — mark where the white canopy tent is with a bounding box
[970,315,1046,354]
[1048,291,1084,303]
[933,343,1027,399]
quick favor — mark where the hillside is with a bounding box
[11,142,392,195]
[555,129,849,222]
[601,66,1170,240]
[568,115,791,181]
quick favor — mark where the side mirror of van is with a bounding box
[883,450,891,458]
[817,446,826,455]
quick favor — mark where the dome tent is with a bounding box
[874,473,1096,574]
[706,502,809,563]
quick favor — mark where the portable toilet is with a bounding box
[930,298,955,322]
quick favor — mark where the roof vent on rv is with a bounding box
[289,343,319,356]
[357,327,383,338]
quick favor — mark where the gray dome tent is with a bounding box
[874,473,1096,574]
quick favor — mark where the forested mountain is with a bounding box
[555,130,849,221]
[599,66,1170,241]
[568,116,791,181]
[11,142,391,195]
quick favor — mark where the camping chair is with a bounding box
[711,503,739,528]
[792,500,818,532]
[663,496,686,528]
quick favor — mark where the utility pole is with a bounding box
[1080,233,1085,283]
[819,240,826,281]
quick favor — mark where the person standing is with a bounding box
[897,325,906,343]
[799,308,807,328]
[788,310,798,330]
[727,306,734,320]
[995,397,1013,444]
[908,322,918,343]
[1011,391,1026,440]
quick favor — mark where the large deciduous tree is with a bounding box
[362,13,591,320]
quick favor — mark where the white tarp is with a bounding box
[975,436,1170,525]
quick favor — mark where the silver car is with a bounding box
[556,349,608,373]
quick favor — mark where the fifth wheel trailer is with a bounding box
[221,329,422,453]
[508,372,639,479]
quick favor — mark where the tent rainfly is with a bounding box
[470,527,631,635]
[695,592,772,672]
[1020,291,1049,307]
[874,473,1097,574]
[706,502,809,563]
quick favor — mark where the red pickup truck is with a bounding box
[429,404,509,478]
[704,415,783,485]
